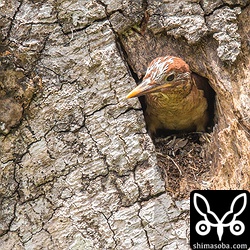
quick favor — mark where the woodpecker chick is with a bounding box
[126,56,209,136]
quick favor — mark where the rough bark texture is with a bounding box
[0,0,249,249]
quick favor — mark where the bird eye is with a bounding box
[166,74,175,81]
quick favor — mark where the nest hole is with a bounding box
[138,74,217,199]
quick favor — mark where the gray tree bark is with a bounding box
[0,0,249,249]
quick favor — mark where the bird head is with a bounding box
[126,56,192,98]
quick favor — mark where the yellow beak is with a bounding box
[126,86,143,98]
[126,79,154,98]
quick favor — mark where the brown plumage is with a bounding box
[126,56,211,136]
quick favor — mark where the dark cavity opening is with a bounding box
[132,71,217,199]
[137,73,216,138]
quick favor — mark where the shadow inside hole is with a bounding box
[138,73,216,138]
[135,72,217,199]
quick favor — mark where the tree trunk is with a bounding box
[0,0,249,249]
